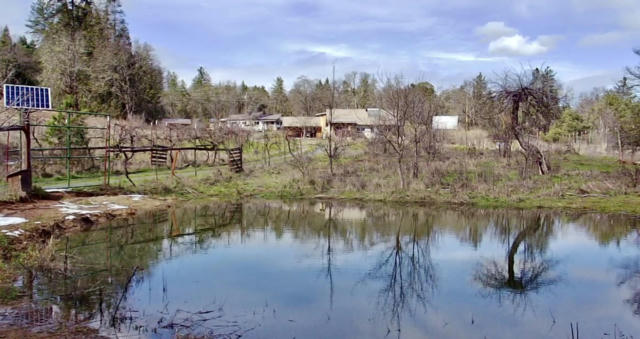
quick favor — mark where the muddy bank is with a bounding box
[0,194,171,248]
[0,193,172,337]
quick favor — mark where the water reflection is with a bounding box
[474,213,560,309]
[363,212,437,335]
[9,200,640,338]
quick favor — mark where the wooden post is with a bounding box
[20,110,32,194]
[171,150,179,177]
[104,115,110,186]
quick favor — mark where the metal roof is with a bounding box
[282,116,322,127]
[318,108,394,126]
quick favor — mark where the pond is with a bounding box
[15,200,640,338]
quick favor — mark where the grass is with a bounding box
[15,140,640,216]
[108,147,640,216]
[557,153,622,173]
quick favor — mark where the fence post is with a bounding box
[66,111,71,188]
[103,115,109,187]
[20,110,32,194]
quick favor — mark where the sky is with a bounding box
[1,0,639,96]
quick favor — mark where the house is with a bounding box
[282,116,323,138]
[432,115,459,130]
[218,112,282,131]
[220,113,260,129]
[316,108,393,138]
[256,114,282,131]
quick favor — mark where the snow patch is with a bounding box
[1,229,25,237]
[65,215,76,220]
[56,201,129,215]
[127,194,144,201]
[0,215,28,227]
[45,188,70,193]
[102,202,128,210]
[55,202,102,215]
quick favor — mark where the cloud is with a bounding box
[474,21,518,41]
[579,31,628,46]
[424,51,503,62]
[283,43,360,59]
[475,21,561,57]
[487,34,561,56]
[564,70,623,95]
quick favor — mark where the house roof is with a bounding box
[259,114,282,121]
[221,112,281,122]
[282,116,322,128]
[161,118,192,125]
[317,108,393,126]
[221,113,252,122]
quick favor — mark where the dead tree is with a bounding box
[494,67,562,175]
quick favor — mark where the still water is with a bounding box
[27,200,640,338]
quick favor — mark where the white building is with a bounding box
[432,115,459,130]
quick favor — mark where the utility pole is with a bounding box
[328,64,336,176]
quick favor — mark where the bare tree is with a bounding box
[626,48,640,89]
[407,82,438,179]
[260,130,281,167]
[285,135,312,179]
[493,67,562,175]
[112,120,145,186]
[378,76,413,189]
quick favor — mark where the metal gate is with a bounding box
[30,109,111,189]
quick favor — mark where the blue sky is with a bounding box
[1,0,639,95]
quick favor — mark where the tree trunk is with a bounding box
[398,155,406,190]
[516,136,550,175]
[617,128,623,161]
[123,153,135,186]
[413,138,419,179]
[510,103,551,175]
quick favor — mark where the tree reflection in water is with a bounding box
[617,257,640,315]
[322,202,337,310]
[616,227,640,316]
[364,212,437,335]
[474,213,560,309]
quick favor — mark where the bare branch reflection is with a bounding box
[474,213,560,309]
[364,212,437,334]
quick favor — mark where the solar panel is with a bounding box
[3,84,52,110]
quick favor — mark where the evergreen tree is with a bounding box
[469,72,491,128]
[270,77,291,115]
[0,26,40,99]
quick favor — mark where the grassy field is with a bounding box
[4,137,640,215]
[91,144,640,215]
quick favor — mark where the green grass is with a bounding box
[472,194,640,214]
[557,154,622,173]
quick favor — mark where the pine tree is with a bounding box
[270,77,291,115]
